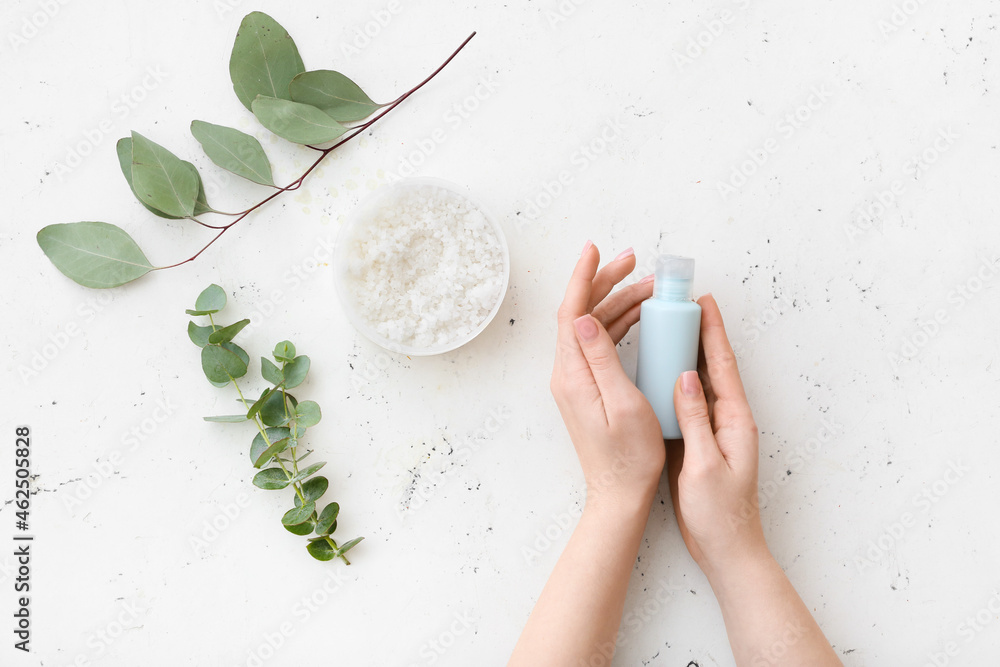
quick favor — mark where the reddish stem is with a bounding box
[155,32,476,272]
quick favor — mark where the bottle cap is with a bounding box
[653,255,695,301]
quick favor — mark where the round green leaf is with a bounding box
[191,120,275,186]
[187,284,227,315]
[314,502,340,535]
[130,131,198,218]
[296,476,328,507]
[251,96,348,145]
[230,12,305,111]
[208,318,250,344]
[293,400,321,428]
[221,342,249,367]
[284,520,315,535]
[261,390,296,427]
[261,357,283,385]
[306,539,336,561]
[273,341,296,363]
[282,355,310,388]
[188,321,214,347]
[282,501,315,526]
[288,70,384,122]
[252,468,290,490]
[37,222,154,289]
[250,427,291,467]
[201,344,248,384]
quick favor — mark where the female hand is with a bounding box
[667,295,843,666]
[667,294,768,573]
[550,241,664,506]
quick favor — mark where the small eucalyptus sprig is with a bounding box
[189,284,361,564]
[37,12,475,289]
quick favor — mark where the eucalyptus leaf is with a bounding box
[261,357,283,385]
[203,414,249,423]
[253,437,291,468]
[250,427,291,467]
[297,476,328,506]
[260,389,295,427]
[314,502,340,535]
[282,501,315,526]
[191,120,275,186]
[188,321,214,347]
[284,520,315,535]
[208,318,250,344]
[229,12,305,111]
[36,222,154,289]
[273,341,296,362]
[252,467,290,490]
[288,70,384,122]
[201,344,248,383]
[306,539,336,561]
[290,461,326,484]
[283,355,310,388]
[293,400,321,428]
[338,536,364,555]
[251,96,348,145]
[187,163,216,215]
[187,284,227,315]
[221,342,249,368]
[130,131,198,218]
[247,385,279,420]
[116,138,180,219]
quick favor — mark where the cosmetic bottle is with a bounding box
[635,255,702,439]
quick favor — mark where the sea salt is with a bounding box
[342,184,505,350]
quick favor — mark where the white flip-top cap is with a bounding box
[653,255,695,300]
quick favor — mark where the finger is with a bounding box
[673,370,725,468]
[592,274,654,327]
[587,248,636,312]
[557,241,601,350]
[697,294,751,416]
[604,302,642,345]
[572,314,635,411]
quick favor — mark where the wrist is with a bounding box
[583,481,658,521]
[702,542,776,596]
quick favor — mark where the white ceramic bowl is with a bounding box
[333,177,510,356]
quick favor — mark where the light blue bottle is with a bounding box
[635,255,702,439]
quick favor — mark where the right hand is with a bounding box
[667,294,769,574]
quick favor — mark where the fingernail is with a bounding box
[581,240,593,257]
[639,273,655,284]
[573,315,599,342]
[614,247,634,261]
[681,370,701,396]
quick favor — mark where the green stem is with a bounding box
[324,536,350,565]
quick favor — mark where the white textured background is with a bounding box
[3,1,999,665]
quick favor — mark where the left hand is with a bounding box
[550,242,664,505]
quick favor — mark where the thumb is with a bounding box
[572,314,634,400]
[673,370,724,467]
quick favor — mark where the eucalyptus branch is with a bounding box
[37,12,476,290]
[189,284,359,564]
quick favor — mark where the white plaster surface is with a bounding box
[2,1,1000,665]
